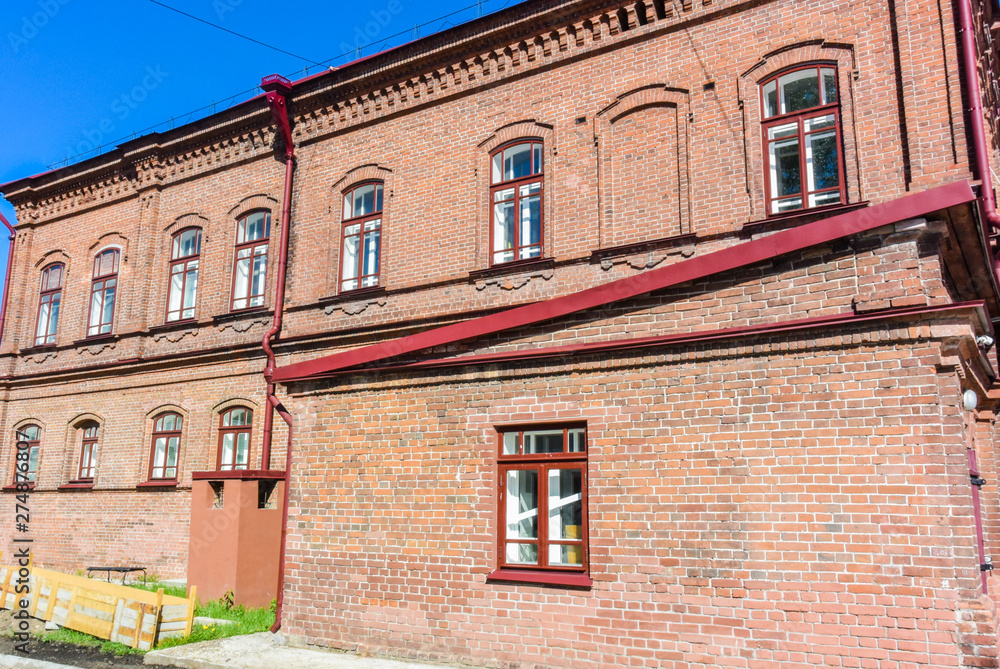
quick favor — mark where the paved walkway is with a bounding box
[0,656,77,669]
[144,633,463,669]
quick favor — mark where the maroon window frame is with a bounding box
[34,263,64,346]
[489,140,544,266]
[87,249,120,337]
[217,407,252,471]
[166,228,201,322]
[149,413,182,481]
[77,424,98,481]
[760,63,847,216]
[13,425,40,484]
[230,212,270,312]
[339,182,383,293]
[496,425,588,576]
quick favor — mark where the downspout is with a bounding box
[0,213,15,345]
[259,73,295,632]
[957,0,1000,249]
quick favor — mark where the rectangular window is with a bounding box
[490,141,544,266]
[167,228,201,322]
[87,250,119,337]
[35,264,63,346]
[231,213,270,311]
[77,425,98,480]
[340,183,383,292]
[761,64,845,216]
[492,425,589,585]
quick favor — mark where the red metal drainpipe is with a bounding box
[969,447,991,593]
[0,212,15,345]
[259,73,295,632]
[958,0,1000,250]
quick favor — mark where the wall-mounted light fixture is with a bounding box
[964,388,980,411]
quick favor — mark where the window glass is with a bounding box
[778,69,820,114]
[490,142,544,265]
[172,229,201,259]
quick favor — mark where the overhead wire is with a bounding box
[49,0,523,169]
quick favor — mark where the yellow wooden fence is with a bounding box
[0,564,196,650]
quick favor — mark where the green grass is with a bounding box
[155,600,275,649]
[127,579,188,599]
[34,583,274,654]
[38,626,145,656]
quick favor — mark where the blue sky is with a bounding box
[0,0,516,287]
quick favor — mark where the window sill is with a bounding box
[744,201,870,231]
[468,257,555,280]
[487,568,593,588]
[148,320,201,333]
[590,233,697,260]
[136,480,178,489]
[2,483,34,492]
[19,344,58,355]
[319,286,386,304]
[58,481,94,491]
[213,308,271,325]
[73,334,117,346]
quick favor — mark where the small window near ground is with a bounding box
[218,407,252,471]
[149,413,182,480]
[13,425,40,484]
[77,423,98,481]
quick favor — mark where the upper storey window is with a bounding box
[761,65,845,215]
[490,140,543,266]
[35,263,63,346]
[231,212,270,311]
[88,249,119,337]
[340,183,382,292]
[167,228,201,322]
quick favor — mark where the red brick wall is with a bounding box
[280,325,993,667]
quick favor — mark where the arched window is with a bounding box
[35,263,63,346]
[167,228,201,322]
[88,249,119,337]
[490,140,544,266]
[231,212,270,311]
[760,64,845,215]
[149,413,182,480]
[77,423,99,480]
[13,425,40,484]
[217,407,252,471]
[340,182,383,292]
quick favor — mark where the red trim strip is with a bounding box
[135,480,179,489]
[192,469,286,481]
[274,181,976,382]
[313,301,988,377]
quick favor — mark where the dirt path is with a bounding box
[0,610,144,668]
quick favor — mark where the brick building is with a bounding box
[3,0,1000,665]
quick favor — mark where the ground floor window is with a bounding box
[496,425,588,578]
